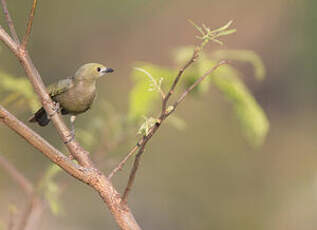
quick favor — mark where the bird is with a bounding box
[28,63,114,141]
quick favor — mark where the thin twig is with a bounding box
[0,0,20,43]
[0,155,33,196]
[161,47,200,113]
[107,144,140,179]
[122,145,145,202]
[134,67,166,99]
[21,0,37,50]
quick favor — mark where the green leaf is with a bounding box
[189,20,236,47]
[211,20,233,33]
[212,49,266,80]
[129,63,175,121]
[212,64,269,147]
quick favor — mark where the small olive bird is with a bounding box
[29,63,114,140]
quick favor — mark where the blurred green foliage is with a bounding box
[0,51,39,112]
[0,72,39,111]
[212,49,266,80]
[129,63,175,120]
[77,101,129,152]
[129,46,268,147]
[0,48,38,111]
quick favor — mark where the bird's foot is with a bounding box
[48,102,60,118]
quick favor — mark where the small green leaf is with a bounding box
[166,105,174,114]
[211,20,233,33]
[137,117,159,136]
[190,20,236,47]
[215,29,237,37]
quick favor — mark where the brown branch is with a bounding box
[0,105,84,180]
[121,60,228,202]
[0,0,20,43]
[0,11,141,227]
[21,0,37,50]
[0,155,33,197]
[0,105,141,230]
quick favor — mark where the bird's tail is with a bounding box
[28,107,50,126]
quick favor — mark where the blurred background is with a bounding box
[1,0,317,229]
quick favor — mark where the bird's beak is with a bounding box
[102,67,114,73]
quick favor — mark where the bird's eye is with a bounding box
[97,67,101,72]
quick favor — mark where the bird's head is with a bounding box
[74,63,114,81]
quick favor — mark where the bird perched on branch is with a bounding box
[29,63,114,140]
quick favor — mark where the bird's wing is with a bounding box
[47,78,73,98]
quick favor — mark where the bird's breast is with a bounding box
[55,82,96,114]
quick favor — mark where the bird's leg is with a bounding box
[48,102,60,118]
[64,115,76,144]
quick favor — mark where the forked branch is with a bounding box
[0,0,19,43]
[21,0,37,50]
[121,60,227,202]
[109,21,235,192]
